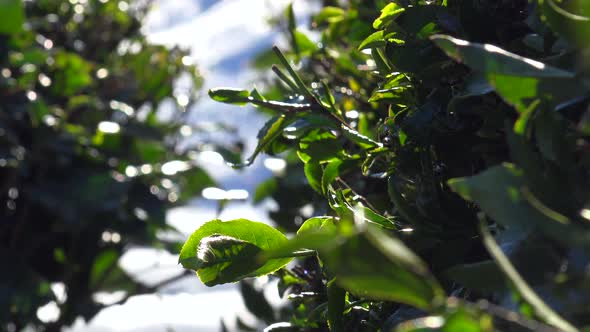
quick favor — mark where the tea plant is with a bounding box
[181,1,590,331]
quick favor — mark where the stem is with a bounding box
[479,220,578,332]
[110,270,193,306]
[343,299,371,311]
[337,178,379,212]
[288,249,317,258]
[467,299,562,332]
[272,65,300,92]
[247,96,314,113]
[272,46,314,99]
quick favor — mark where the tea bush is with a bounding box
[182,0,590,331]
[0,0,229,330]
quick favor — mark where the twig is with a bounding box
[247,97,315,113]
[110,270,193,307]
[336,178,379,212]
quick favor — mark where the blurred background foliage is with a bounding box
[0,0,233,330]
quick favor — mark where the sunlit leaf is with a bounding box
[373,3,406,29]
[180,235,264,286]
[340,125,381,148]
[321,159,343,194]
[208,88,251,105]
[298,134,344,163]
[297,216,337,236]
[431,35,585,112]
[179,219,292,286]
[358,31,386,50]
[431,35,574,78]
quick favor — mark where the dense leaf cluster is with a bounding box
[0,0,221,330]
[181,0,590,331]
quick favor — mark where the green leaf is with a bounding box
[250,87,266,103]
[331,189,397,229]
[272,46,314,98]
[53,52,93,96]
[276,269,306,298]
[431,35,587,112]
[252,48,278,69]
[208,88,250,105]
[534,108,576,166]
[294,30,318,55]
[0,0,24,35]
[369,87,411,103]
[431,35,574,78]
[179,219,292,286]
[340,125,381,148]
[396,312,483,332]
[371,48,392,74]
[353,204,397,230]
[442,311,483,332]
[240,280,275,324]
[448,164,590,248]
[539,0,590,48]
[383,72,411,90]
[181,235,264,286]
[89,249,136,292]
[479,222,578,332]
[304,161,323,194]
[323,226,445,310]
[286,2,296,33]
[358,31,386,50]
[486,75,540,113]
[297,134,344,163]
[271,65,300,92]
[297,216,337,236]
[488,73,586,113]
[321,159,343,194]
[415,22,439,40]
[314,6,346,24]
[233,114,294,167]
[264,217,343,261]
[270,223,444,309]
[373,3,406,29]
[253,178,278,204]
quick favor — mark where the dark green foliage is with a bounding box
[180,0,590,331]
[0,1,221,330]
